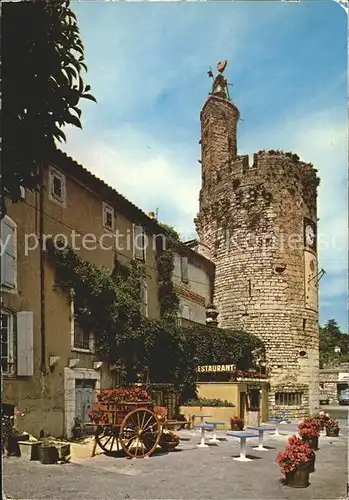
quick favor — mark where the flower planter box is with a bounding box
[302,436,318,450]
[38,445,59,464]
[159,441,179,452]
[285,465,310,488]
[308,454,315,473]
[326,428,339,437]
[18,441,42,461]
[55,443,71,462]
[230,423,244,431]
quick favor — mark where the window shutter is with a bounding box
[1,217,16,288]
[17,311,34,376]
[182,305,190,320]
[180,256,188,283]
[134,225,145,260]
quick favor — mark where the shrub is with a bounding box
[183,398,234,407]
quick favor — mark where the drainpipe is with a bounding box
[39,162,46,373]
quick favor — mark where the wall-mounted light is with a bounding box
[93,361,103,370]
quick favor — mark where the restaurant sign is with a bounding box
[197,364,236,373]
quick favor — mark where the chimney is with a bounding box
[148,211,156,220]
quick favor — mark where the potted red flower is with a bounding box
[276,435,313,487]
[313,411,330,431]
[298,418,320,450]
[230,416,244,431]
[154,406,167,423]
[325,419,340,437]
[159,430,180,452]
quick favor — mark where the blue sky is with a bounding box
[62,0,347,331]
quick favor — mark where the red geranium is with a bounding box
[96,387,151,405]
[298,418,320,438]
[276,435,314,475]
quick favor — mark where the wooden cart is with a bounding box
[91,401,162,459]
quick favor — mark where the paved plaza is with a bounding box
[3,421,348,500]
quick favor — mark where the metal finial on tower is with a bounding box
[207,60,231,100]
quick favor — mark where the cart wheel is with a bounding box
[95,425,120,454]
[119,408,161,458]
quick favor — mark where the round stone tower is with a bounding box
[195,69,320,417]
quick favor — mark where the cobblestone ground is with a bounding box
[3,422,348,500]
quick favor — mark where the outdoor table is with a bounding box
[268,417,283,436]
[205,420,226,443]
[196,423,213,448]
[247,425,276,451]
[227,432,260,462]
[193,414,212,425]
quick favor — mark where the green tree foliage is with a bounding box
[2,0,95,214]
[319,319,349,368]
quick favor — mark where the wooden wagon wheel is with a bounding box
[95,425,120,454]
[119,407,161,458]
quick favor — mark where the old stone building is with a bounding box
[173,242,214,327]
[194,62,320,417]
[1,149,166,438]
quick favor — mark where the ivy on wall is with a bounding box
[156,223,180,322]
[47,233,265,396]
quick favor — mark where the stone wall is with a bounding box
[195,94,320,417]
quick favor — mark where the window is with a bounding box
[70,293,94,352]
[1,311,14,374]
[49,167,66,206]
[73,322,93,351]
[275,392,302,406]
[140,281,148,317]
[103,203,114,231]
[1,216,17,291]
[180,256,188,283]
[133,225,146,261]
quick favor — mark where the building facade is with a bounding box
[173,242,214,327]
[1,150,165,438]
[194,66,320,417]
[319,363,349,404]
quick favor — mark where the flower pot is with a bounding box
[308,454,316,473]
[56,443,71,462]
[285,465,310,488]
[326,428,339,437]
[18,441,42,461]
[6,436,21,456]
[38,445,59,464]
[160,441,179,452]
[302,436,318,450]
[230,423,244,431]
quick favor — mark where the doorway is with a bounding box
[239,392,246,419]
[75,379,96,427]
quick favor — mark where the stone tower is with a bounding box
[195,62,320,417]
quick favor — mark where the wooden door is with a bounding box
[75,379,96,426]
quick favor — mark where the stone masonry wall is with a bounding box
[195,95,320,417]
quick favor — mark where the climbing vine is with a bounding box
[46,233,265,396]
[156,223,180,322]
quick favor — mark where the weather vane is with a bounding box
[207,60,232,100]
